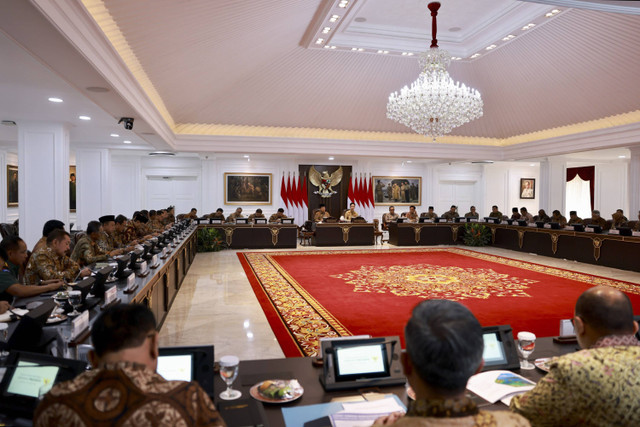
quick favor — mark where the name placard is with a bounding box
[470,219,479,223]
[565,226,575,231]
[71,310,89,340]
[151,255,158,266]
[608,229,619,235]
[543,223,551,229]
[139,261,148,271]
[585,227,594,233]
[161,247,167,257]
[633,231,640,237]
[527,223,537,227]
[126,273,135,287]
[104,286,117,305]
[501,221,509,225]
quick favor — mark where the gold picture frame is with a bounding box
[7,165,18,207]
[373,176,421,206]
[70,165,77,212]
[224,173,272,205]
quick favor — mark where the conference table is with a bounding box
[198,223,298,249]
[388,221,640,272]
[314,223,375,246]
[212,337,577,426]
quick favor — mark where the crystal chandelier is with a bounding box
[387,2,483,140]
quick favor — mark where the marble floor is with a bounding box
[157,244,640,360]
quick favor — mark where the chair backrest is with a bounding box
[373,218,380,231]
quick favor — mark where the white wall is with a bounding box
[483,162,541,217]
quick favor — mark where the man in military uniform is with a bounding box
[464,206,479,219]
[534,209,551,223]
[381,206,399,230]
[406,205,419,223]
[551,210,568,227]
[0,236,64,301]
[488,205,503,219]
[568,211,583,225]
[226,207,244,223]
[344,203,359,221]
[442,205,459,221]
[248,209,266,222]
[72,221,122,267]
[269,208,288,223]
[314,204,330,222]
[520,207,534,223]
[589,210,608,229]
[32,220,65,254]
[209,208,225,221]
[25,230,91,285]
[511,207,521,220]
[420,206,438,220]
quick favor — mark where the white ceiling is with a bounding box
[0,0,639,162]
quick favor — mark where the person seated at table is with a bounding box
[248,208,266,222]
[510,286,640,426]
[464,206,479,219]
[148,210,164,232]
[344,203,359,221]
[588,210,608,229]
[31,219,66,254]
[568,210,583,225]
[164,206,176,225]
[115,214,138,246]
[441,205,459,221]
[611,211,628,229]
[634,210,640,231]
[406,205,419,223]
[314,204,330,222]
[0,237,64,301]
[489,205,503,219]
[24,230,91,285]
[420,206,438,220]
[520,207,534,223]
[533,209,551,223]
[269,208,288,223]
[98,215,132,255]
[209,208,226,221]
[374,300,529,426]
[226,207,244,223]
[71,221,120,267]
[511,207,521,220]
[0,300,9,315]
[550,210,567,227]
[185,208,198,220]
[35,304,226,426]
[382,206,399,229]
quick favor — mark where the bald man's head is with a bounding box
[575,286,635,336]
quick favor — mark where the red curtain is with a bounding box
[566,166,595,211]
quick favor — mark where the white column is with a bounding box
[75,149,111,230]
[200,156,217,215]
[18,122,70,249]
[629,146,640,217]
[0,150,7,223]
[539,158,565,213]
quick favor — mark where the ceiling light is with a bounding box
[522,23,535,30]
[401,52,414,56]
[329,14,340,23]
[244,155,250,158]
[315,38,324,45]
[148,151,175,156]
[328,157,335,161]
[502,34,516,41]
[322,27,331,34]
[48,97,63,103]
[338,0,349,8]
[470,53,481,59]
[324,45,337,49]
[387,2,483,141]
[78,115,91,120]
[485,44,497,50]
[618,155,626,158]
[451,56,462,60]
[351,47,364,52]
[545,12,553,17]
[552,9,560,14]
[377,50,389,54]
[110,133,119,137]
[406,160,412,163]
[530,163,536,167]
[123,140,132,144]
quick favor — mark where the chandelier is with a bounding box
[387,2,483,140]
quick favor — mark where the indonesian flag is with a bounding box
[280,174,289,210]
[368,175,375,220]
[301,174,309,223]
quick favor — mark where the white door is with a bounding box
[146,176,199,214]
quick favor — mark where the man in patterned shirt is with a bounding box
[97,215,131,254]
[510,286,640,426]
[71,221,121,267]
[31,219,65,254]
[35,303,226,426]
[24,230,91,284]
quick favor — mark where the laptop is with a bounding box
[157,345,215,395]
[0,351,87,419]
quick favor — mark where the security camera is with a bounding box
[118,117,134,130]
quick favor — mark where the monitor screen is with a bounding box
[334,341,390,381]
[482,332,508,367]
[6,361,60,398]
[157,354,193,382]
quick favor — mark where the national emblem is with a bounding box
[309,166,343,198]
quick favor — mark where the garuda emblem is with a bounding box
[309,166,343,198]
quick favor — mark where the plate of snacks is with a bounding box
[53,291,69,300]
[46,313,68,325]
[250,379,303,403]
[534,357,552,373]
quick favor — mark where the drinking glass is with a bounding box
[219,355,241,400]
[68,290,82,317]
[517,331,536,370]
[0,323,9,359]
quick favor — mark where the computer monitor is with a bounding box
[517,220,528,226]
[115,254,131,278]
[92,266,114,299]
[281,218,294,224]
[480,325,520,371]
[235,218,248,224]
[573,224,585,232]
[7,299,56,353]
[418,217,428,223]
[254,218,267,224]
[0,351,87,419]
[332,339,390,382]
[157,345,215,395]
[535,221,545,228]
[549,222,561,229]
[587,225,603,233]
[397,218,406,223]
[210,218,223,224]
[618,227,632,236]
[75,276,96,301]
[128,249,143,269]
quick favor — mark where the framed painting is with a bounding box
[7,165,18,207]
[372,176,421,206]
[70,165,76,212]
[520,178,535,199]
[224,173,272,205]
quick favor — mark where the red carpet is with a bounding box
[237,248,640,357]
